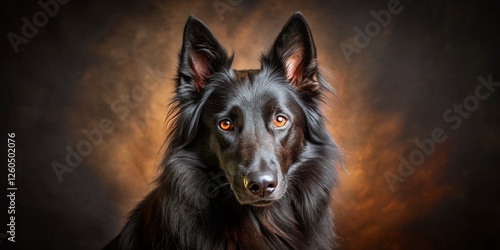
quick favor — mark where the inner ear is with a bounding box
[285,49,304,85]
[190,50,211,91]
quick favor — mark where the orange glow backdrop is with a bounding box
[3,0,499,249]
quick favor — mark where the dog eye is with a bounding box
[219,119,233,131]
[274,115,288,128]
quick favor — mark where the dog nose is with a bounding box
[244,172,277,197]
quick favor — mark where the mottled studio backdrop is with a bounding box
[2,0,499,249]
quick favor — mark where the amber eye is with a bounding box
[274,115,288,128]
[219,119,233,131]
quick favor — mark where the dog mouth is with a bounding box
[232,188,286,207]
[228,180,286,207]
[237,198,276,207]
[249,199,274,207]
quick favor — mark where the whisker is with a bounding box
[211,182,230,194]
[207,172,226,182]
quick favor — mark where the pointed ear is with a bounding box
[178,16,232,92]
[262,12,318,89]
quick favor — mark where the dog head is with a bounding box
[173,12,330,207]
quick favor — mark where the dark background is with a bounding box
[2,0,500,249]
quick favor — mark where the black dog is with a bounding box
[105,12,342,250]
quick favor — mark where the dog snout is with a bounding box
[243,172,277,197]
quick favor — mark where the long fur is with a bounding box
[105,12,342,250]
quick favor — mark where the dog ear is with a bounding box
[262,12,318,89]
[178,16,232,92]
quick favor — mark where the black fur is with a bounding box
[105,12,342,250]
